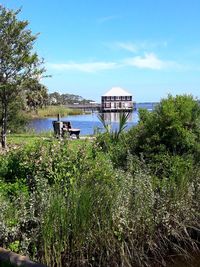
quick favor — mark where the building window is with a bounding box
[122,96,125,100]
[116,96,120,100]
[106,96,110,101]
[127,96,130,100]
[111,96,114,100]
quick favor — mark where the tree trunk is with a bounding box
[1,100,8,149]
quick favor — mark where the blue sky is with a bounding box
[2,0,200,102]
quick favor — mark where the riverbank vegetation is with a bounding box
[1,94,200,267]
[24,105,83,119]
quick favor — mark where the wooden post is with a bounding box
[57,113,60,121]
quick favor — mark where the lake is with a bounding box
[28,103,157,135]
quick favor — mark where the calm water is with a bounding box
[28,103,157,135]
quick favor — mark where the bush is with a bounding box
[128,94,200,159]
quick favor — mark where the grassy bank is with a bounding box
[25,105,83,119]
[6,132,53,146]
[6,132,85,149]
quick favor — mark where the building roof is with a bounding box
[102,87,132,97]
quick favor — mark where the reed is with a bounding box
[25,105,83,118]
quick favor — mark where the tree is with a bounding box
[48,92,94,105]
[0,6,45,148]
[21,78,48,111]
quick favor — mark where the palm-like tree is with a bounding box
[98,112,131,142]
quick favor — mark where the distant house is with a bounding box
[101,87,133,112]
[49,97,57,105]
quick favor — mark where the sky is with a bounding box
[1,0,200,102]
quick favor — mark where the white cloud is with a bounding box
[123,53,180,70]
[115,42,138,53]
[97,15,121,24]
[109,40,168,53]
[47,53,182,73]
[47,61,118,73]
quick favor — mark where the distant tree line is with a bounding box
[48,92,94,105]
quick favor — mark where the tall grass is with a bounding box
[40,157,200,266]
[25,105,83,118]
[0,140,200,266]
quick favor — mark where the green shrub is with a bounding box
[128,94,200,159]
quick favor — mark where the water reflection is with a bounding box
[102,112,133,122]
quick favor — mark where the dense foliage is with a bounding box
[22,79,48,111]
[0,94,200,267]
[130,94,200,157]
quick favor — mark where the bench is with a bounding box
[62,121,80,139]
[52,121,80,139]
